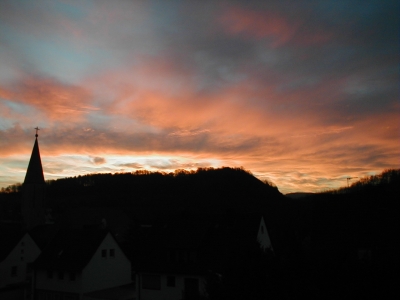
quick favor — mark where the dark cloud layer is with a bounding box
[0,0,398,193]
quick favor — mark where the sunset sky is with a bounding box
[0,0,398,194]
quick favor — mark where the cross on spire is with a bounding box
[34,127,40,137]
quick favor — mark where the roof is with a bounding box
[133,212,267,275]
[34,228,109,272]
[59,207,130,230]
[24,137,45,184]
[29,224,59,250]
[0,229,25,262]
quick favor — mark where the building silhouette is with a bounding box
[1,130,280,299]
[21,130,46,231]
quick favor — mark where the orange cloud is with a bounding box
[1,56,396,195]
[80,57,359,164]
[0,75,95,121]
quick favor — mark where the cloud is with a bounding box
[169,129,210,137]
[92,156,106,165]
[118,163,144,169]
[0,0,398,194]
[290,126,354,138]
[0,75,95,121]
[218,5,331,47]
[118,158,213,172]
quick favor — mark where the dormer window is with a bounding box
[101,249,107,259]
[110,249,115,258]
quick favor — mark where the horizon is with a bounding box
[1,143,394,195]
[0,0,398,194]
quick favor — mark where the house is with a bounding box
[0,230,41,299]
[133,212,273,300]
[33,229,132,300]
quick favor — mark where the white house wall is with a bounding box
[257,216,273,251]
[82,233,131,293]
[0,233,41,288]
[35,270,82,294]
[137,273,206,300]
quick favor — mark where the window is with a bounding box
[11,266,17,277]
[142,274,161,290]
[101,249,107,259]
[21,256,24,261]
[47,270,53,279]
[58,272,64,280]
[69,272,76,281]
[21,241,25,246]
[110,249,115,258]
[21,249,24,254]
[167,276,176,287]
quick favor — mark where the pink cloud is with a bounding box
[1,57,395,194]
[218,5,331,47]
[87,57,350,143]
[0,75,95,122]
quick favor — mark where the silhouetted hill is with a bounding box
[0,190,21,223]
[288,169,399,298]
[42,167,284,213]
[285,192,315,199]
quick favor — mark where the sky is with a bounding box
[0,0,398,194]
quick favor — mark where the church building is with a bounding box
[21,128,46,231]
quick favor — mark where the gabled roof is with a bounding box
[24,137,45,184]
[29,224,59,250]
[34,229,109,272]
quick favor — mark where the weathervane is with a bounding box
[34,127,40,138]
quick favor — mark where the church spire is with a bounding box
[24,127,45,184]
[22,128,46,230]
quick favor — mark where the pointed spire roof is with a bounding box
[24,131,45,185]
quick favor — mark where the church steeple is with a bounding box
[24,128,45,184]
[22,127,46,230]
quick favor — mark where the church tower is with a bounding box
[22,128,46,230]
